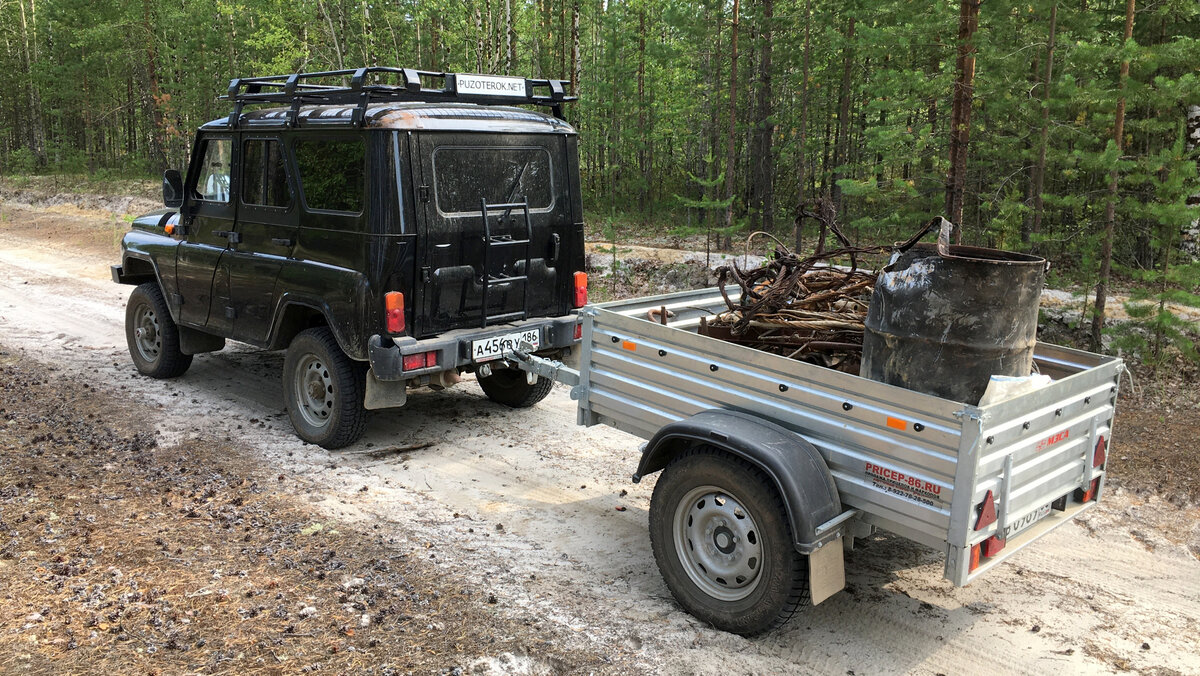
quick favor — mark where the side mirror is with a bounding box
[163,169,184,209]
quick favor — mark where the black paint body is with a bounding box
[113,103,585,380]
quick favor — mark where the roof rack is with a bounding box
[221,67,576,128]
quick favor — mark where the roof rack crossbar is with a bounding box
[221,67,577,126]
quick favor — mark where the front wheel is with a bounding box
[125,283,193,378]
[282,328,366,449]
[648,446,810,635]
[477,368,553,408]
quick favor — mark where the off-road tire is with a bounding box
[283,327,367,449]
[649,446,810,635]
[125,282,193,379]
[477,368,554,407]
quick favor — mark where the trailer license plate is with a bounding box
[1003,502,1052,540]
[472,329,540,362]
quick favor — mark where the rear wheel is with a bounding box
[649,446,810,635]
[283,327,366,449]
[477,368,554,408]
[125,283,192,378]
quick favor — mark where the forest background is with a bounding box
[1,0,1198,355]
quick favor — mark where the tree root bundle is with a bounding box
[701,217,943,374]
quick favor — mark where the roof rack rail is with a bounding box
[221,67,576,128]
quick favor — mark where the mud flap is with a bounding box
[364,372,408,410]
[808,536,846,605]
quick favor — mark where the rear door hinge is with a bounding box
[419,185,430,203]
[420,266,431,283]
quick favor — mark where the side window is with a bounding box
[293,138,365,214]
[195,138,232,203]
[242,139,291,208]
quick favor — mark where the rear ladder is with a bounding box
[479,198,533,328]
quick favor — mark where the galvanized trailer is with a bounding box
[513,286,1122,635]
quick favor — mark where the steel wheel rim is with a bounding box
[294,353,334,428]
[673,484,764,602]
[133,303,162,363]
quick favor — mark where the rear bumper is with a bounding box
[368,314,581,381]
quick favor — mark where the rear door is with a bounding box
[413,133,572,338]
[226,136,298,344]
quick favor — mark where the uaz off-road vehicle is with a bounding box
[112,68,587,448]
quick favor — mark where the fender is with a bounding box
[635,409,842,554]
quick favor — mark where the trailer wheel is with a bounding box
[283,327,366,449]
[649,446,810,635]
[125,283,193,378]
[477,369,554,408]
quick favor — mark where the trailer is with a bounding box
[511,286,1122,635]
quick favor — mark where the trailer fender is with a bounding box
[634,409,843,555]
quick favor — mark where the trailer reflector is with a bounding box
[974,490,997,531]
[1093,436,1107,467]
[969,543,981,572]
[1079,477,1101,503]
[622,340,637,351]
[886,416,907,431]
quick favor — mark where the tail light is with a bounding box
[573,271,588,308]
[1093,436,1107,467]
[573,323,583,341]
[1078,477,1101,503]
[385,292,405,334]
[402,350,438,372]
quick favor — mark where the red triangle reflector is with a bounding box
[975,490,997,531]
[1094,436,1107,468]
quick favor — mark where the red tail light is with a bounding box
[385,292,405,334]
[402,350,438,372]
[1093,436,1107,467]
[573,271,588,308]
[573,323,583,341]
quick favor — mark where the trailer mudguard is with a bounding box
[634,409,843,554]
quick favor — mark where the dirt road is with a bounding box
[2,200,1199,675]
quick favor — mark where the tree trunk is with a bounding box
[793,0,813,252]
[1023,3,1057,250]
[143,0,168,172]
[749,0,775,233]
[17,0,45,166]
[831,16,855,217]
[1184,105,1200,258]
[571,0,581,97]
[638,5,648,216]
[945,0,981,240]
[1090,0,1136,351]
[723,0,741,241]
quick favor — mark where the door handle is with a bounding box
[551,233,561,261]
[271,238,294,247]
[214,230,242,244]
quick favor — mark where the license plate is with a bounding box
[472,329,540,362]
[1003,502,1052,539]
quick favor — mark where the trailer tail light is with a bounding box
[974,490,997,531]
[1078,477,1101,503]
[573,272,588,308]
[1093,436,1107,467]
[969,543,981,572]
[385,292,405,334]
[402,351,437,371]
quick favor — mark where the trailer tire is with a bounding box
[649,446,810,635]
[125,283,193,379]
[283,327,367,449]
[477,369,554,408]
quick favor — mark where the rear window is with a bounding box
[294,138,365,213]
[432,146,554,216]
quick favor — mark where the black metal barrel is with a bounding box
[860,241,1047,404]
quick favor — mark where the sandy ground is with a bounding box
[2,199,1199,675]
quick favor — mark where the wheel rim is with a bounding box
[132,303,162,363]
[293,353,334,428]
[673,484,764,602]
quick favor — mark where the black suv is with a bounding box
[112,68,587,448]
